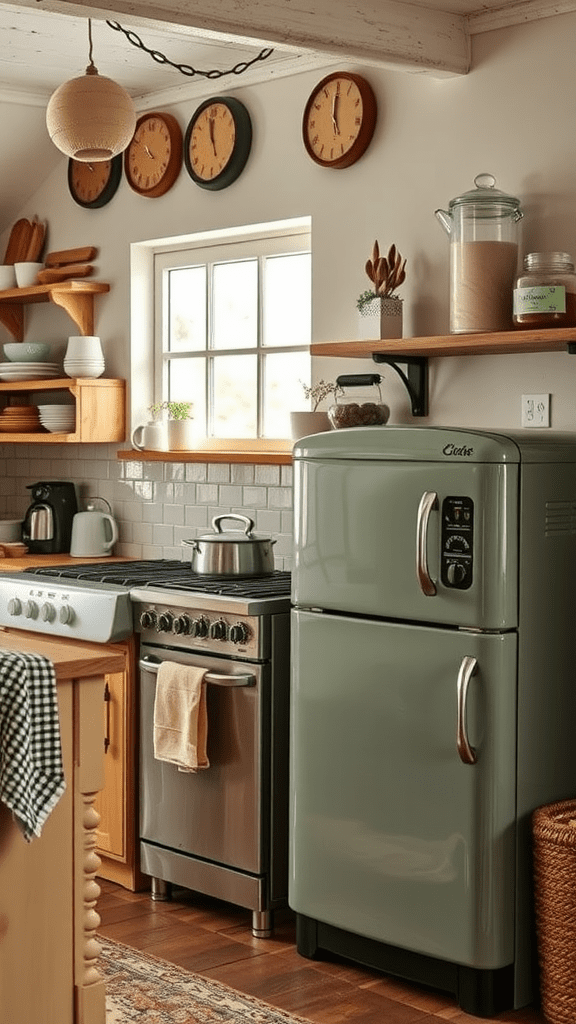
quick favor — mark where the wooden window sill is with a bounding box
[117,439,294,465]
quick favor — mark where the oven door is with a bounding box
[139,644,267,874]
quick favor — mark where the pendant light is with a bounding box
[46,19,136,162]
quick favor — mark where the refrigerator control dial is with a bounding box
[441,496,474,590]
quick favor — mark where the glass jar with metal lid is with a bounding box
[513,252,576,328]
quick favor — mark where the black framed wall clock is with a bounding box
[124,112,183,198]
[302,72,377,169]
[68,154,123,208]
[184,97,252,191]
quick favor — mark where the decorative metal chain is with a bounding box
[105,20,274,79]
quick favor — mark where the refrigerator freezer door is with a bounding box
[293,458,518,629]
[289,609,518,969]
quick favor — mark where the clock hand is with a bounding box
[209,117,217,155]
[331,94,340,134]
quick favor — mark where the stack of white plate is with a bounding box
[63,358,105,379]
[0,362,61,382]
[37,404,76,433]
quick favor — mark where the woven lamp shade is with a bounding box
[46,68,136,161]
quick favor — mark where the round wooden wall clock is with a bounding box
[68,154,123,208]
[302,72,377,169]
[124,112,183,198]
[184,97,252,191]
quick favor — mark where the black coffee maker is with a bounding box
[22,482,78,554]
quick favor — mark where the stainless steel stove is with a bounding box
[0,560,292,937]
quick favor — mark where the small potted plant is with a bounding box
[161,400,195,450]
[357,240,407,339]
[290,380,343,440]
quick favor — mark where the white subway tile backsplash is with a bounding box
[208,464,230,483]
[3,443,294,564]
[255,465,280,486]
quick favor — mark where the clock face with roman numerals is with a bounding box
[124,112,183,198]
[302,72,377,169]
[184,97,252,191]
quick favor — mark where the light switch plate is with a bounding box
[521,394,550,428]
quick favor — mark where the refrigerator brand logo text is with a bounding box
[443,443,474,457]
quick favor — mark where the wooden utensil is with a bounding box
[3,218,32,264]
[44,246,98,267]
[24,219,46,262]
[37,263,94,284]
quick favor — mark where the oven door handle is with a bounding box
[139,656,256,687]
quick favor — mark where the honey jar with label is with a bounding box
[513,251,576,328]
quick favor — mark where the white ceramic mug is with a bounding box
[65,335,104,360]
[131,421,168,451]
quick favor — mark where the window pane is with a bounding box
[168,266,206,352]
[264,253,311,347]
[213,260,258,350]
[213,354,257,437]
[262,350,311,438]
[168,357,206,435]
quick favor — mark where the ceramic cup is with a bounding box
[14,262,44,287]
[65,336,104,361]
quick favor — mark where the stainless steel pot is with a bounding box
[183,513,276,575]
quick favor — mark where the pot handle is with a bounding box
[211,513,255,537]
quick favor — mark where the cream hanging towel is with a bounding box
[153,662,209,771]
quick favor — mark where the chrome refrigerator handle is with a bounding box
[416,490,438,596]
[456,655,478,765]
[139,655,255,687]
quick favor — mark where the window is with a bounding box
[153,223,311,440]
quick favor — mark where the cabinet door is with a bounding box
[95,670,126,859]
[290,609,517,969]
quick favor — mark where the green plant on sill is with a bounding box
[149,400,194,421]
[300,379,343,412]
[357,240,407,311]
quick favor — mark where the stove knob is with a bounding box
[7,597,22,616]
[190,617,208,638]
[139,610,157,629]
[24,600,38,619]
[40,602,56,623]
[157,612,174,633]
[209,619,228,641]
[172,614,192,635]
[229,622,249,644]
[59,604,75,625]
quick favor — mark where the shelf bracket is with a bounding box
[372,354,429,417]
[0,303,24,342]
[49,289,94,336]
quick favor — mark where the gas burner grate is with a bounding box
[23,560,291,599]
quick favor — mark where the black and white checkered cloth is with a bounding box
[0,651,66,842]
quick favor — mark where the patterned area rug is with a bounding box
[100,936,311,1024]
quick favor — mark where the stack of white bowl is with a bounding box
[63,335,105,379]
[37,404,76,433]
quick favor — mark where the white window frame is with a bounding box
[130,217,311,451]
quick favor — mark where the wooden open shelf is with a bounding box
[0,377,125,442]
[311,326,576,360]
[0,281,110,342]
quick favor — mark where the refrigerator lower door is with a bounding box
[290,609,517,971]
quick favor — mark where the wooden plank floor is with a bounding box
[97,880,546,1024]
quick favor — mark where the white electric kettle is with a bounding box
[70,497,118,558]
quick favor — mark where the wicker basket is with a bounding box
[532,799,576,1023]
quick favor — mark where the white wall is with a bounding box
[2,13,576,555]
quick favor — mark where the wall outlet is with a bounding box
[521,394,551,428]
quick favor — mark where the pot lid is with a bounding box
[197,513,272,544]
[447,173,521,212]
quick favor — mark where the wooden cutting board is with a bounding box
[37,263,94,284]
[44,246,98,267]
[3,218,32,264]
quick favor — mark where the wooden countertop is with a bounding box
[0,554,133,573]
[0,629,125,679]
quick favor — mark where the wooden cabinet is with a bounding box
[0,377,126,442]
[94,635,146,891]
[0,631,124,1024]
[0,281,110,343]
